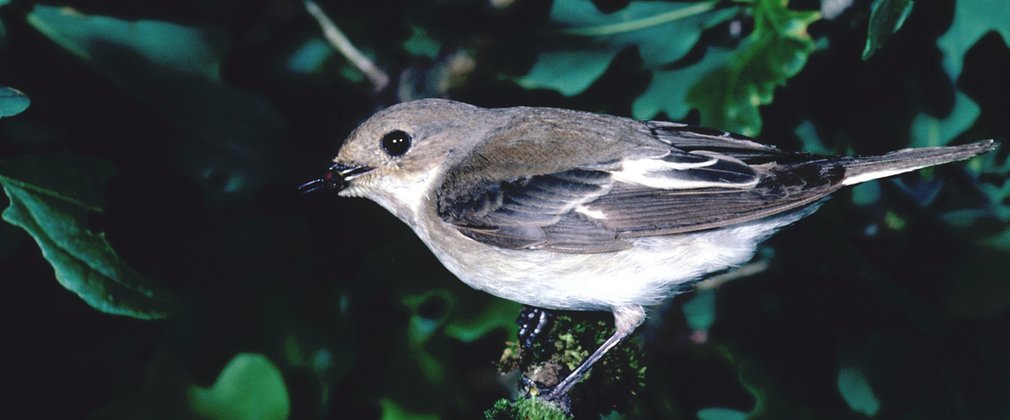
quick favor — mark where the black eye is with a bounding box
[381,130,412,157]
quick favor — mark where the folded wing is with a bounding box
[436,119,842,253]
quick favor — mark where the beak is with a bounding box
[298,162,374,194]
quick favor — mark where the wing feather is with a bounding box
[436,115,840,253]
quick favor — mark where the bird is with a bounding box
[300,98,996,403]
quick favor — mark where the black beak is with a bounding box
[298,162,374,194]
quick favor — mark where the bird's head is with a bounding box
[302,99,490,222]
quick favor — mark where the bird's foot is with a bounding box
[517,305,553,352]
[540,387,572,414]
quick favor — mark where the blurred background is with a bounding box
[1,0,1008,418]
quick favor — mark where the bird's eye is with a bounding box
[380,130,412,157]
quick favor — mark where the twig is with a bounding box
[695,257,770,290]
[303,0,390,91]
[562,0,718,36]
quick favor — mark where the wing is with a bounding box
[644,120,815,164]
[436,115,840,253]
[588,162,843,237]
[438,168,629,252]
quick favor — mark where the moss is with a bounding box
[484,397,571,420]
[499,310,647,418]
[498,340,522,372]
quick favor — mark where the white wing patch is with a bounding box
[841,164,931,186]
[609,154,759,190]
[575,205,607,220]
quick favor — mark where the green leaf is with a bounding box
[909,90,980,148]
[402,288,519,384]
[402,289,452,384]
[632,48,733,120]
[705,349,779,419]
[518,50,615,96]
[937,0,1010,80]
[188,353,290,420]
[794,119,831,154]
[970,154,1010,222]
[0,85,30,117]
[697,407,748,420]
[980,228,1010,250]
[851,181,882,206]
[444,298,521,342]
[404,26,441,59]
[682,287,716,333]
[27,6,286,194]
[736,359,769,417]
[381,399,439,420]
[28,6,222,80]
[928,0,1007,233]
[837,365,881,416]
[518,0,736,96]
[862,0,915,60]
[287,37,334,74]
[686,0,819,136]
[0,154,174,319]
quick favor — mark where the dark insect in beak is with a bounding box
[298,162,374,194]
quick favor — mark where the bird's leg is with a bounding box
[517,306,556,394]
[518,306,554,352]
[545,305,645,403]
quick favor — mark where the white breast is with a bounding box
[409,209,804,311]
[360,164,809,312]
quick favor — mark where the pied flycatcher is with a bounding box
[301,99,996,402]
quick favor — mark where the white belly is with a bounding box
[411,214,798,311]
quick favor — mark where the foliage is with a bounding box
[0,154,173,318]
[910,91,979,148]
[485,397,571,420]
[685,0,818,135]
[0,85,29,117]
[521,0,818,136]
[682,287,717,333]
[188,353,291,420]
[1,0,1009,418]
[836,365,881,416]
[518,0,735,97]
[862,0,915,60]
[937,0,1010,80]
[696,407,748,420]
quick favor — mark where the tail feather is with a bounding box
[840,139,997,186]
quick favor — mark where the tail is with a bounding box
[840,139,998,186]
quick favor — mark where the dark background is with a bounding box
[1,0,1008,418]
